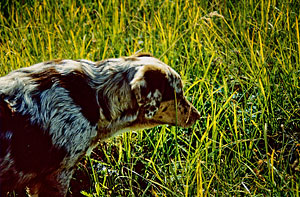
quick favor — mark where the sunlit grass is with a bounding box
[0,0,299,196]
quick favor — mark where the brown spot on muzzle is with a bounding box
[152,97,200,128]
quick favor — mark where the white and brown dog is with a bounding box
[0,54,200,196]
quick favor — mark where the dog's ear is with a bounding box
[130,65,167,118]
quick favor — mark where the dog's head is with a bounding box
[128,54,200,129]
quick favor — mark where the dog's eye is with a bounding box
[162,106,168,112]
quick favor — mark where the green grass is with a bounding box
[1,0,300,196]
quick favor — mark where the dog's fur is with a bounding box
[0,54,200,196]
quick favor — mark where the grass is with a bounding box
[1,0,300,196]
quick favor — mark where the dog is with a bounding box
[0,53,200,196]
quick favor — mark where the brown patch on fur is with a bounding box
[131,65,168,106]
[125,56,139,61]
[135,53,152,57]
[44,59,64,65]
[125,53,153,61]
[142,64,166,74]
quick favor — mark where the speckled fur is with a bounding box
[0,54,200,196]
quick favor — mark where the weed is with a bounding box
[0,0,299,196]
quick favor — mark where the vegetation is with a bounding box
[0,0,299,196]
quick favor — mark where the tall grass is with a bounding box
[0,0,299,196]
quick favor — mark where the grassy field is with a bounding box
[1,0,300,196]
